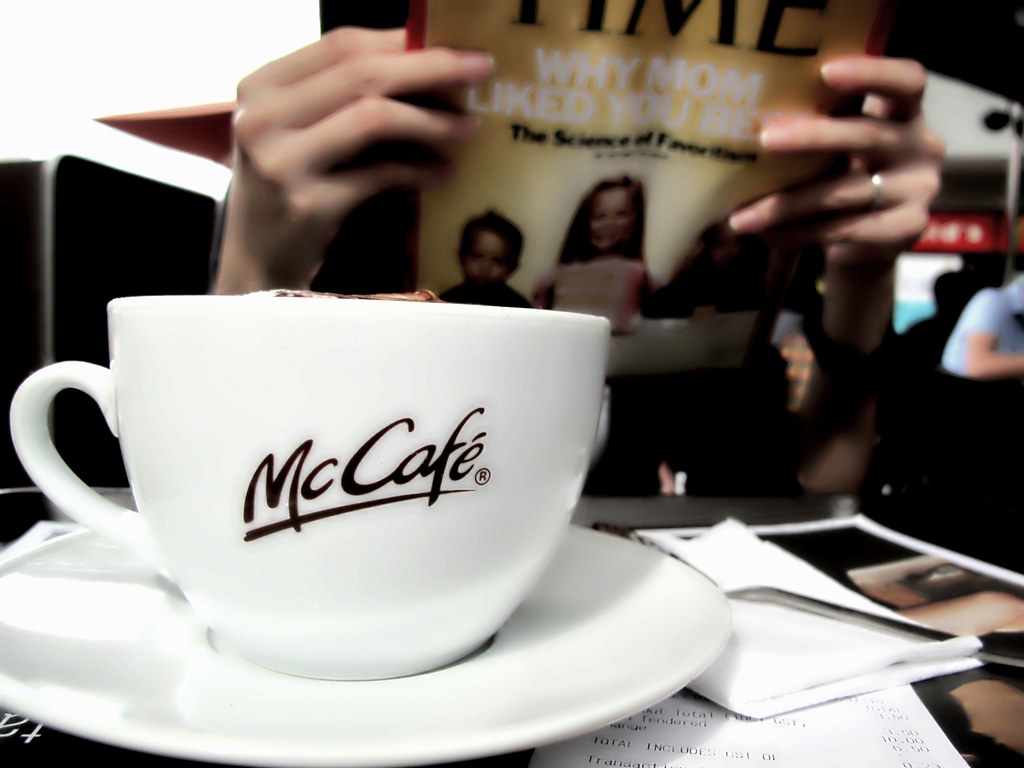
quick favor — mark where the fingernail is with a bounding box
[820,58,855,82]
[455,114,483,139]
[458,52,496,77]
[759,123,792,149]
[728,208,759,234]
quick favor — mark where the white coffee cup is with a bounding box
[10,294,610,680]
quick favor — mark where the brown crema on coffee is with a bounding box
[270,289,444,303]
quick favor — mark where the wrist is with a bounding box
[213,252,314,294]
[216,214,321,294]
[802,308,891,391]
[802,257,895,390]
[822,258,895,353]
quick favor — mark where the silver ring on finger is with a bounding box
[869,172,885,211]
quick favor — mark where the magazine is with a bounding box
[632,515,1024,648]
[407,0,898,376]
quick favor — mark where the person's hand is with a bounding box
[744,56,946,494]
[213,27,494,294]
[726,55,944,269]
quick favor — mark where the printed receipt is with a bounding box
[530,685,968,768]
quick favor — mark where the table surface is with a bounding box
[1,487,1021,768]
[571,492,860,529]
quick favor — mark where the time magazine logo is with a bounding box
[514,0,828,56]
[242,408,489,542]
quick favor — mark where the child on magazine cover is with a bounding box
[533,175,651,333]
[439,210,531,308]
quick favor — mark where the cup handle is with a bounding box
[10,361,159,564]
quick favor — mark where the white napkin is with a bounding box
[640,519,983,719]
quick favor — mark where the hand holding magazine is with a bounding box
[406,0,925,375]
[212,0,942,496]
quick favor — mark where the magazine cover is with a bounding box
[407,0,897,376]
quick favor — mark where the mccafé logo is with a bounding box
[242,408,489,542]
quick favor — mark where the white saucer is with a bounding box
[0,525,730,767]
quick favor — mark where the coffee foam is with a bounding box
[260,289,444,303]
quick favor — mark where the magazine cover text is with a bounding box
[409,0,896,375]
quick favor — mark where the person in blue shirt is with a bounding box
[941,275,1024,381]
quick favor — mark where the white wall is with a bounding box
[922,74,1021,212]
[0,1,320,119]
[924,74,1018,171]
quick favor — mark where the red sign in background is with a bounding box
[911,212,1023,254]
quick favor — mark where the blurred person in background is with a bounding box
[941,274,1024,381]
